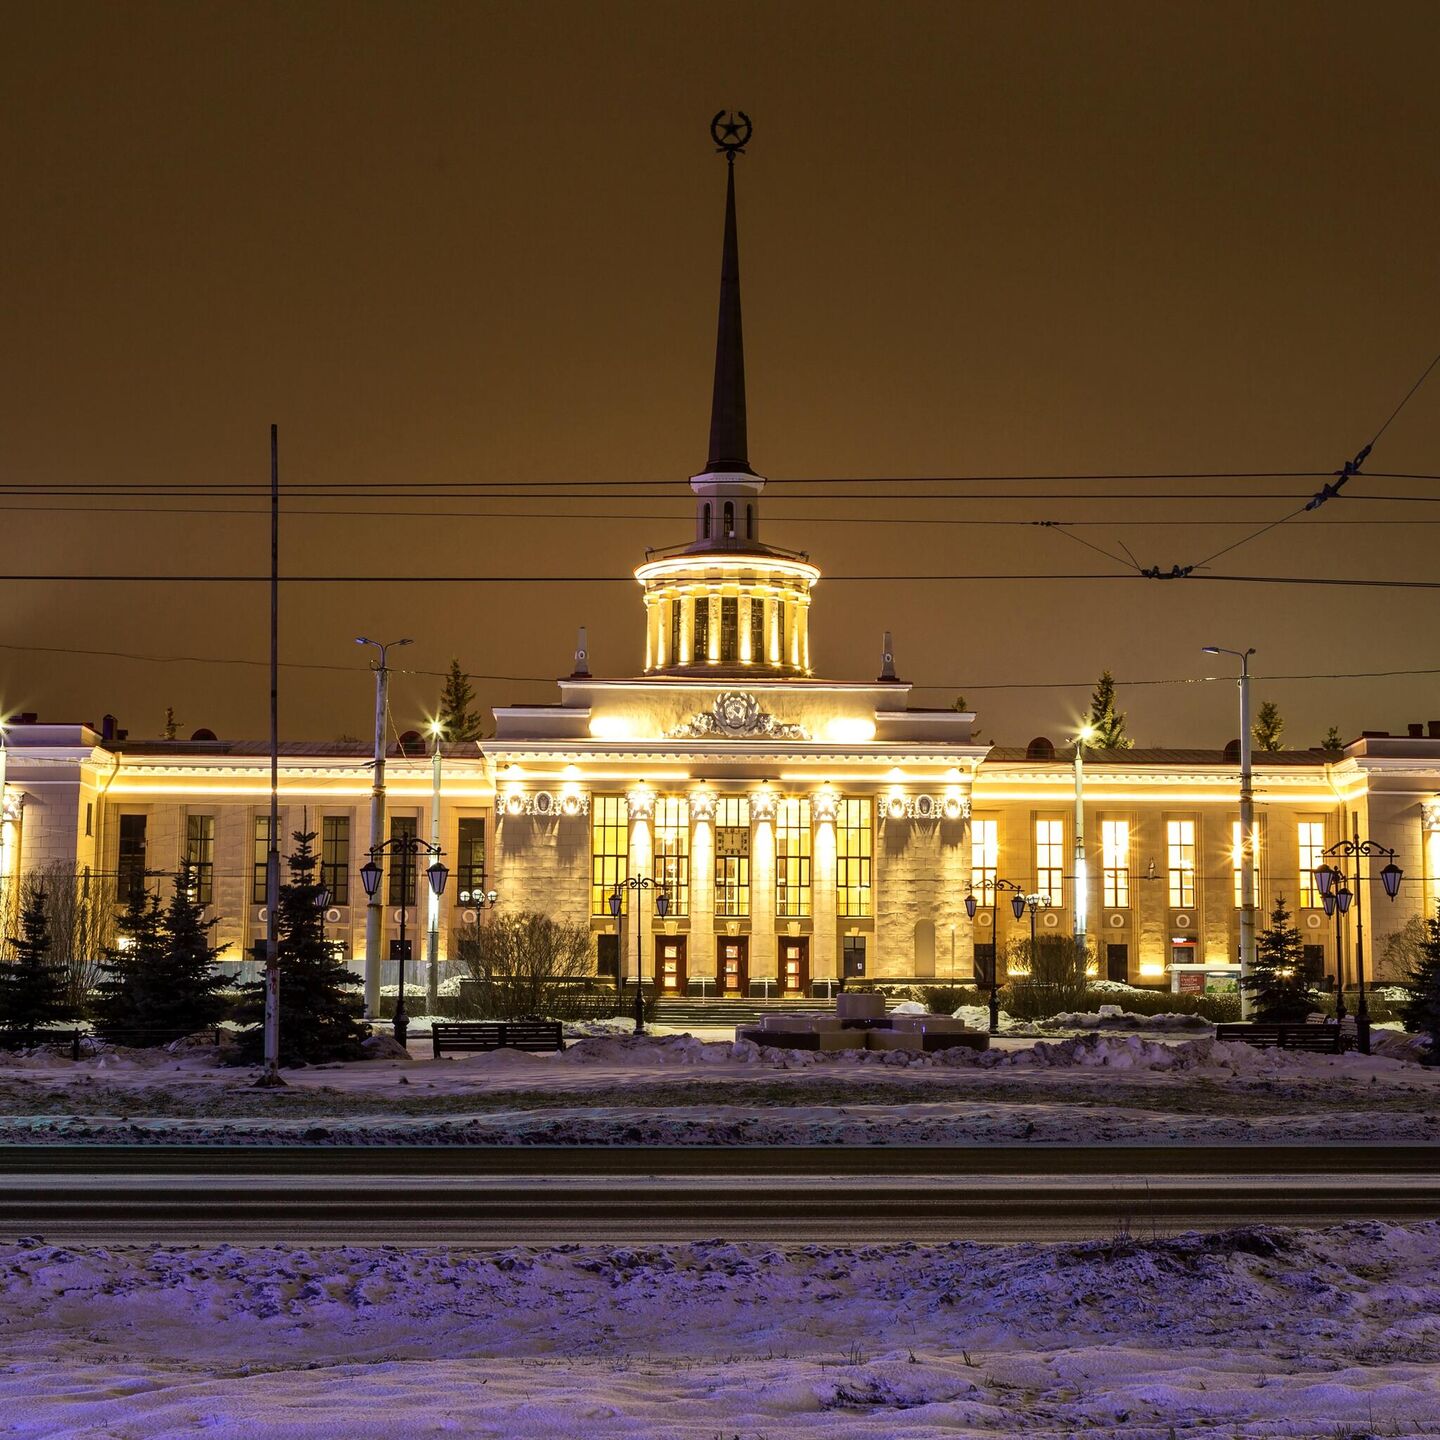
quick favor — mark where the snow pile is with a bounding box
[1043,1008,1213,1032]
[890,1000,930,1014]
[2,1224,1438,1437]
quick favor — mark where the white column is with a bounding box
[751,797,776,986]
[690,801,715,985]
[813,799,837,984]
[627,806,653,981]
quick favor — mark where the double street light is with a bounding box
[964,878,1028,1035]
[608,877,671,1036]
[360,835,449,1047]
[1320,873,1353,1023]
[1314,828,1403,1056]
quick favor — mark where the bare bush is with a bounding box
[3,865,115,1014]
[453,910,599,1020]
[1003,933,1091,1016]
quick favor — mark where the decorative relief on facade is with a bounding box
[0,789,22,824]
[811,785,839,822]
[500,789,589,817]
[690,786,716,821]
[667,691,810,741]
[750,787,777,821]
[1423,798,1440,832]
[879,792,971,823]
[625,786,655,820]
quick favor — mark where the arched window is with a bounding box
[1025,736,1056,760]
[702,504,712,539]
[746,504,754,539]
[723,501,735,537]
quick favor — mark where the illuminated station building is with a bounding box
[3,144,1439,1001]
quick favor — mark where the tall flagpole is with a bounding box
[257,423,285,1086]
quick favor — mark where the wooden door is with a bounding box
[657,936,687,994]
[719,937,748,994]
[780,937,809,995]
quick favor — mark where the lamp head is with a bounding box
[656,889,670,919]
[1314,863,1338,898]
[1011,894,1026,921]
[608,889,621,919]
[359,858,382,899]
[964,894,977,920]
[1380,862,1403,900]
[426,860,449,897]
[1335,886,1354,915]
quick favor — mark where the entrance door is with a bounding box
[656,936,687,994]
[1106,943,1128,983]
[719,937,748,994]
[780,937,809,995]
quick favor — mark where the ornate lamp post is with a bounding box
[965,877,1027,1034]
[314,885,332,954]
[608,877,671,1036]
[1319,870,1353,1023]
[1314,826,1402,1055]
[360,834,449,1048]
[1021,893,1052,970]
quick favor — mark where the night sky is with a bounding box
[4,1,1439,748]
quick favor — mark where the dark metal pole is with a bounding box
[1333,872,1348,1024]
[258,423,284,1088]
[1352,817,1370,1055]
[988,887,1000,1035]
[633,885,647,1036]
[394,844,410,1047]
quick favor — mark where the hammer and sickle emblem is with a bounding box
[710,110,753,155]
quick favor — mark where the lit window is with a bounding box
[653,797,690,916]
[693,598,710,662]
[185,815,215,906]
[971,818,998,901]
[1101,819,1130,908]
[251,815,272,906]
[720,597,738,662]
[321,816,350,904]
[1230,820,1262,907]
[1035,818,1064,903]
[749,599,765,664]
[591,796,628,916]
[836,797,873,918]
[775,797,812,917]
[668,600,681,667]
[1297,821,1324,908]
[714,795,750,916]
[1168,819,1196,908]
[388,817,418,906]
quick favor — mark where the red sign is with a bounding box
[1176,971,1205,995]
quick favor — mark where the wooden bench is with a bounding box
[430,1020,565,1058]
[1214,1022,1344,1054]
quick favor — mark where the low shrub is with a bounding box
[911,985,990,1013]
[999,984,1241,1023]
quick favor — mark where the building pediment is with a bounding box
[667,691,809,740]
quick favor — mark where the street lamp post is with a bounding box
[1314,823,1403,1055]
[965,877,1027,1034]
[608,877,671,1036]
[356,636,413,1019]
[1021,892,1052,967]
[1320,873,1353,1023]
[1072,725,1093,974]
[359,833,449,1048]
[426,720,444,1018]
[1203,646,1257,1017]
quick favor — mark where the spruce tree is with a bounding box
[1087,670,1133,749]
[91,886,166,1039]
[1321,725,1343,751]
[437,659,484,742]
[1254,700,1285,751]
[93,865,228,1044]
[234,830,368,1064]
[1399,909,1440,1065]
[0,885,69,1040]
[1241,896,1319,1022]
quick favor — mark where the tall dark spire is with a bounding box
[706,115,754,476]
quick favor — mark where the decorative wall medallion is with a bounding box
[531,790,557,816]
[1042,911,1060,929]
[1304,913,1322,929]
[668,691,810,740]
[501,789,589,817]
[912,793,939,821]
[879,792,971,823]
[1424,798,1440,832]
[1107,912,1126,929]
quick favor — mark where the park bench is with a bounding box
[430,1020,566,1058]
[1214,1022,1344,1054]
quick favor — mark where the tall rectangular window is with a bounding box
[775,797,812,917]
[653,796,690,916]
[1231,820,1261,908]
[1297,821,1325,908]
[117,814,148,904]
[836,797,873,918]
[1101,819,1130,908]
[1035,818,1064,903]
[591,795,628,915]
[456,817,485,901]
[971,818,998,901]
[388,816,418,906]
[321,816,350,904]
[692,599,709,662]
[252,815,272,905]
[714,795,750,916]
[749,600,764,664]
[668,600,681,668]
[185,815,215,905]
[720,597,738,663]
[1167,819,1196,907]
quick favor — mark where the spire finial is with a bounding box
[705,111,754,476]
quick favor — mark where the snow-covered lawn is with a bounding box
[0,1032,1437,1145]
[3,1223,1438,1437]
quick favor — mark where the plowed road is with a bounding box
[2,1146,1436,1241]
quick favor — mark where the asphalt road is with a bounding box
[3,1145,1437,1241]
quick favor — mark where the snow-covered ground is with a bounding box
[0,1031,1436,1146]
[3,1223,1438,1437]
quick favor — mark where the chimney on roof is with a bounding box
[1409,723,1425,737]
[101,714,118,741]
[1429,720,1440,738]
[879,631,896,682]
[571,626,590,678]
